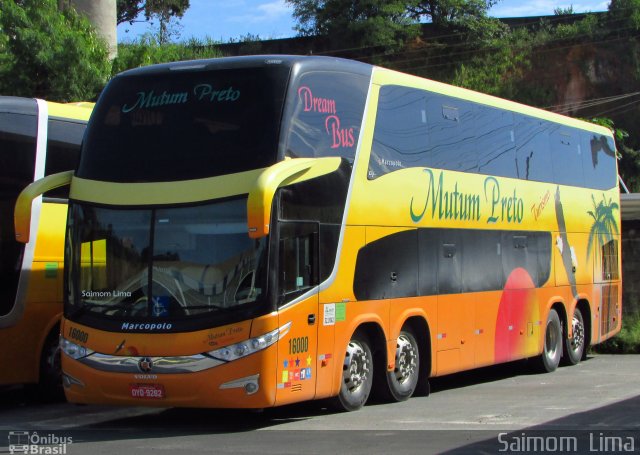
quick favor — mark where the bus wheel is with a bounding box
[562,307,585,366]
[38,330,64,401]
[332,332,373,412]
[376,329,419,402]
[534,309,562,373]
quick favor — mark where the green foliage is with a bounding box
[593,313,640,354]
[450,28,535,97]
[408,0,507,42]
[287,0,419,50]
[609,0,640,31]
[112,35,222,75]
[117,0,190,25]
[118,0,190,43]
[553,13,602,40]
[554,6,575,15]
[0,0,110,102]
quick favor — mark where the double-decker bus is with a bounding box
[1,97,92,398]
[16,56,621,410]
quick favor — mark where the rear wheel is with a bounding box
[534,309,562,373]
[562,307,585,366]
[375,329,420,402]
[331,332,373,412]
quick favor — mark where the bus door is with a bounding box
[275,221,319,405]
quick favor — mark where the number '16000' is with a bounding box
[288,336,309,354]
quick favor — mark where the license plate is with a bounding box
[129,383,165,399]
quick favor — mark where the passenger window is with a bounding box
[514,117,553,182]
[0,111,37,317]
[551,128,585,187]
[285,71,368,163]
[583,132,617,190]
[369,86,428,179]
[45,118,85,199]
[424,95,477,173]
[476,107,516,178]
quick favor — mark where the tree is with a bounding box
[407,0,493,25]
[287,0,419,50]
[0,0,110,101]
[407,0,507,41]
[117,0,190,43]
[609,0,640,31]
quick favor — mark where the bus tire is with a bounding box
[331,332,373,412]
[534,309,562,373]
[375,329,419,402]
[38,329,64,402]
[562,307,585,366]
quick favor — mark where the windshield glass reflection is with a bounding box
[68,199,267,320]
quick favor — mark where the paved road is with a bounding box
[0,354,638,454]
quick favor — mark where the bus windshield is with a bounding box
[78,66,290,182]
[67,198,268,326]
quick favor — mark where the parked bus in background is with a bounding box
[16,56,621,410]
[1,97,92,399]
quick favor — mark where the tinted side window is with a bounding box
[583,132,617,190]
[0,112,37,316]
[462,231,503,292]
[551,127,585,187]
[285,71,369,162]
[45,118,86,198]
[369,86,428,179]
[515,116,553,182]
[424,95,477,173]
[353,229,418,300]
[438,230,462,294]
[476,107,516,178]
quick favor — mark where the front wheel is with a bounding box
[562,307,585,366]
[331,332,373,412]
[533,309,562,373]
[38,329,64,401]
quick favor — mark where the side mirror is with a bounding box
[247,157,342,239]
[15,170,74,243]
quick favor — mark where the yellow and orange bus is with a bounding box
[16,56,621,410]
[1,97,92,398]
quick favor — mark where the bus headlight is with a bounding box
[60,337,94,360]
[208,322,291,362]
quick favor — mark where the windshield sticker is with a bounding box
[297,85,355,150]
[152,296,170,317]
[194,84,241,102]
[122,85,241,113]
[81,290,132,298]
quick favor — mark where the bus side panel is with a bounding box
[0,202,65,385]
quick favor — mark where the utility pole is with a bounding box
[61,0,118,59]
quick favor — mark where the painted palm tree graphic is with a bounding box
[586,193,620,261]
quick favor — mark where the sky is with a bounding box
[116,0,611,43]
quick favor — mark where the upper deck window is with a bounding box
[284,71,369,163]
[79,66,290,183]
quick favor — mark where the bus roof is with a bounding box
[0,96,93,122]
[115,54,373,78]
